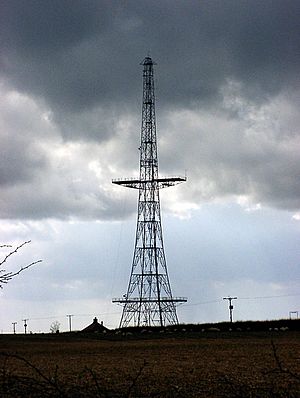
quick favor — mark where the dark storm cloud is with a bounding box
[0,133,44,186]
[0,0,106,54]
[1,1,299,137]
[0,83,133,220]
[0,0,299,219]
[0,88,48,187]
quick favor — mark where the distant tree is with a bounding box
[50,321,60,334]
[0,241,42,288]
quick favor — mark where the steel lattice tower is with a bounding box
[112,56,187,328]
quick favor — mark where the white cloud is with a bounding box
[159,86,300,212]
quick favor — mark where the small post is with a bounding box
[223,296,237,323]
[22,319,28,334]
[12,322,17,334]
[66,314,73,332]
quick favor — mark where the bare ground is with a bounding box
[0,331,299,397]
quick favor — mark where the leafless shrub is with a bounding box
[0,352,150,398]
[50,321,61,334]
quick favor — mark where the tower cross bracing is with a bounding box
[112,56,187,328]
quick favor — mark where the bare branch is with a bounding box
[0,352,66,396]
[0,241,42,288]
[265,340,300,381]
[0,241,31,268]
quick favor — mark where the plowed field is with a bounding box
[0,331,299,397]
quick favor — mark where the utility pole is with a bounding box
[112,56,187,327]
[22,319,28,334]
[223,296,237,323]
[12,322,17,334]
[66,314,73,332]
[289,310,298,319]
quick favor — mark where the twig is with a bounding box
[0,352,66,397]
[126,359,148,398]
[0,241,42,287]
[84,367,103,397]
[271,340,284,372]
[266,340,300,381]
[0,241,31,267]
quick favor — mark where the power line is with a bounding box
[239,293,300,300]
[182,293,300,308]
[182,299,222,307]
[7,294,299,326]
[15,311,122,322]
[182,294,300,308]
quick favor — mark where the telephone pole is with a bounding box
[289,311,298,319]
[12,322,17,334]
[22,319,28,334]
[223,296,237,323]
[112,56,187,327]
[66,314,73,332]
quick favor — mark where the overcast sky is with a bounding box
[0,0,299,332]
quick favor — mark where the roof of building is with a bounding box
[81,317,109,333]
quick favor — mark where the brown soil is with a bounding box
[0,331,299,397]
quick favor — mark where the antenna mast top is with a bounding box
[140,56,157,66]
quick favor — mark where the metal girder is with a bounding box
[112,176,186,189]
[112,297,188,303]
[112,56,187,328]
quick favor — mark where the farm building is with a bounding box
[81,317,109,333]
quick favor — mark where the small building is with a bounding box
[81,317,109,333]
